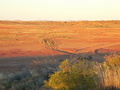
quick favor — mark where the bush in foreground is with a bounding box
[44,59,98,90]
[44,54,120,90]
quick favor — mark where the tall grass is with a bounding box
[97,54,120,90]
[102,65,120,89]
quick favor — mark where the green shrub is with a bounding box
[11,76,41,90]
[44,59,98,90]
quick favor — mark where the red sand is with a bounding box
[0,21,120,71]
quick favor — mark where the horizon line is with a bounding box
[0,19,120,22]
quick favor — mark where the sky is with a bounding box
[0,0,120,21]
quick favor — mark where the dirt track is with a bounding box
[0,21,120,71]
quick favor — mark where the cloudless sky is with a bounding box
[0,0,120,21]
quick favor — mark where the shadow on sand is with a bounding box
[0,51,106,72]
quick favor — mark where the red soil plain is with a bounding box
[0,21,120,71]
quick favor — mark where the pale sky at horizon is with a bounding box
[0,0,120,21]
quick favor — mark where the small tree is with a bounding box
[44,59,98,90]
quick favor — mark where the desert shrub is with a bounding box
[43,54,120,90]
[0,73,14,90]
[0,73,44,90]
[32,59,60,79]
[0,58,60,90]
[0,67,32,90]
[104,54,120,67]
[0,73,4,80]
[44,59,98,90]
[11,76,41,90]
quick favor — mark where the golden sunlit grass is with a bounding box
[101,65,120,89]
[98,54,120,89]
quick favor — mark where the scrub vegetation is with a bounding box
[0,54,120,90]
